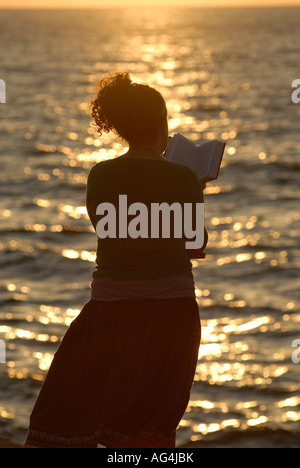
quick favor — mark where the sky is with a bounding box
[0,0,300,8]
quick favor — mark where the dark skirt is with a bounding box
[26,297,201,448]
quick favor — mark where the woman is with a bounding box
[26,72,207,448]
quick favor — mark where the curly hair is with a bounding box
[91,72,166,146]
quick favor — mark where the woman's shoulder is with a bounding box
[87,157,199,184]
[87,159,115,180]
[167,160,196,176]
[166,160,201,184]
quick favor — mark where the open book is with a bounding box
[164,133,226,182]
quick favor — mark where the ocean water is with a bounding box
[0,7,300,448]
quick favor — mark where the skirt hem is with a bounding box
[26,424,176,448]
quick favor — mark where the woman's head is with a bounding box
[91,72,168,149]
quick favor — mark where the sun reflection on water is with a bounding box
[0,6,299,448]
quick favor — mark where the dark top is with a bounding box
[86,157,205,280]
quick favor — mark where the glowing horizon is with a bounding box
[1,0,300,8]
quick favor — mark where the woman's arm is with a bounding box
[186,226,208,259]
[185,172,208,259]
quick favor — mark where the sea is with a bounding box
[0,6,300,448]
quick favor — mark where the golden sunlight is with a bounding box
[1,0,300,8]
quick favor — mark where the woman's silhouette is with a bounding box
[26,72,207,448]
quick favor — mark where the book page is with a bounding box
[165,134,196,169]
[192,141,216,179]
[210,141,225,178]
